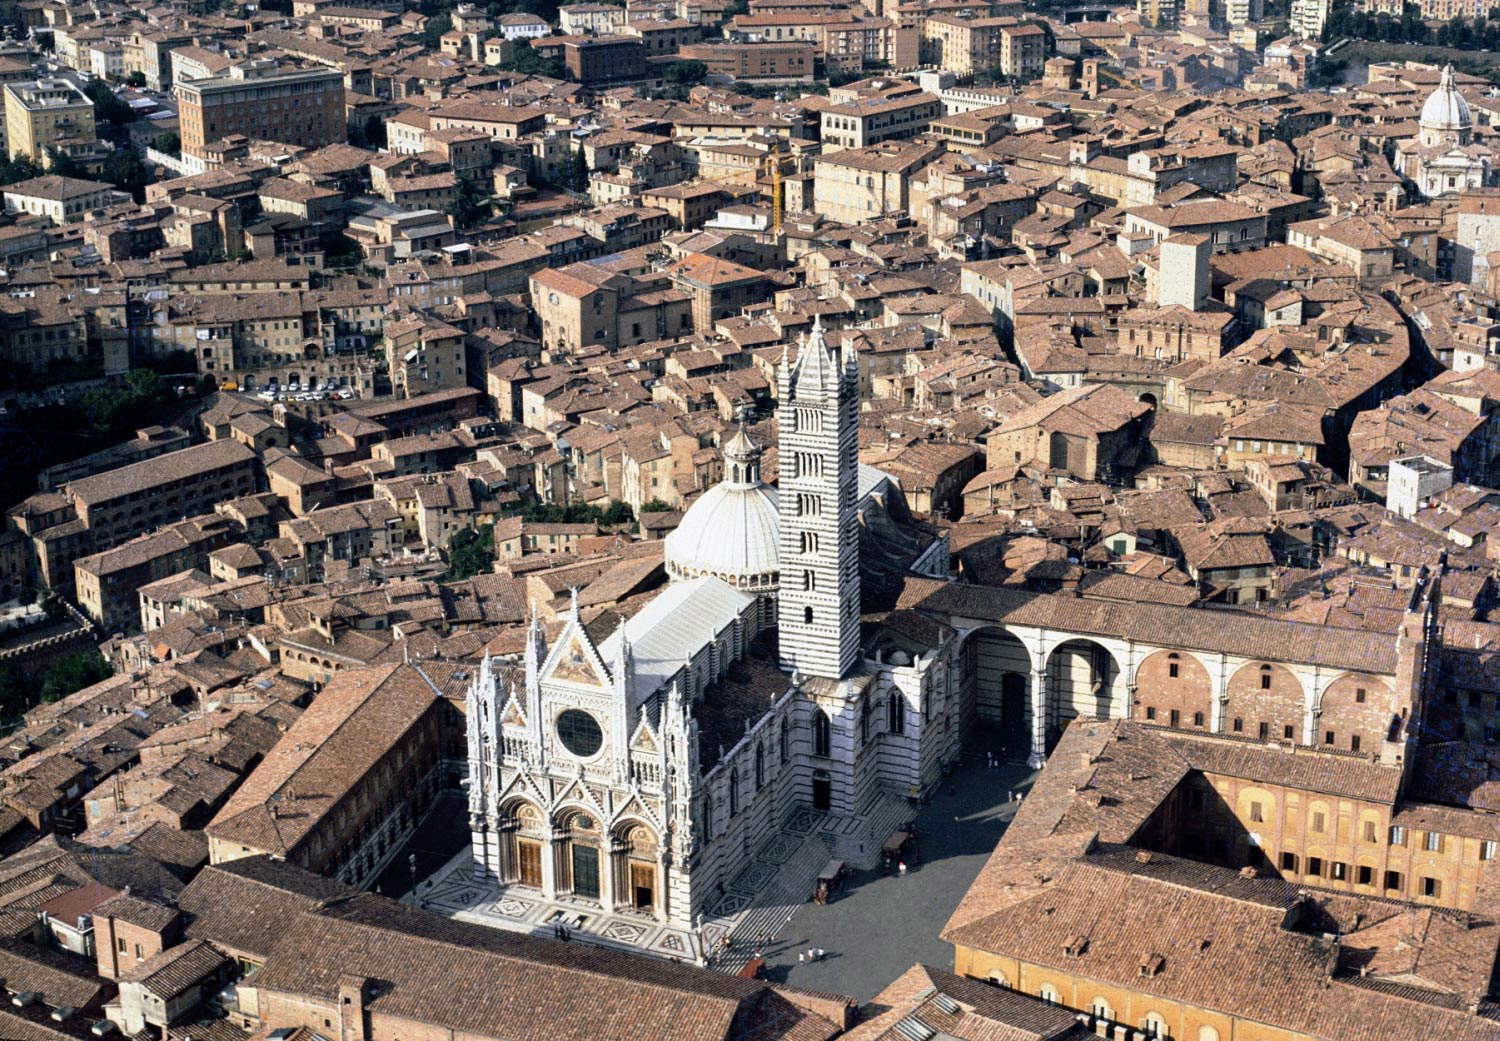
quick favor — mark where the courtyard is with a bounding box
[752,741,1030,1001]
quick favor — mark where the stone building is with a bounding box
[464,319,955,953]
[1395,65,1495,200]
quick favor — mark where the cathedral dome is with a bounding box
[1420,65,1471,133]
[664,429,779,592]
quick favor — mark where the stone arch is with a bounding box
[1223,661,1305,743]
[1316,672,1393,755]
[1045,638,1122,734]
[499,797,546,888]
[1133,649,1212,730]
[961,625,1034,752]
[612,819,660,916]
[554,806,603,901]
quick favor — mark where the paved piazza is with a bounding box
[414,729,1030,995]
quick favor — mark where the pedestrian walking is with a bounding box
[816,947,825,961]
[898,860,907,876]
[798,952,805,964]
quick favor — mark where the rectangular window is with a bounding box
[1168,663,1179,678]
[1284,725,1295,741]
[1363,821,1377,843]
[1422,876,1440,898]
[1358,865,1373,885]
[1169,709,1180,727]
[1331,862,1348,881]
[1484,842,1498,861]
[1351,735,1362,752]
[1145,707,1156,721]
[1425,832,1444,853]
[1308,856,1324,876]
[1280,851,1298,872]
[1233,717,1243,733]
[1324,731,1334,745]
[1390,826,1406,846]
[1193,711,1204,726]
[1258,722,1269,740]
[1385,870,1403,890]
[1355,687,1366,703]
[1312,812,1325,832]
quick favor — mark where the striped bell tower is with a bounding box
[777,315,861,679]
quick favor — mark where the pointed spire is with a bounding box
[792,311,834,401]
[615,621,634,693]
[569,586,580,619]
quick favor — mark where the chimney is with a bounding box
[339,975,370,1041]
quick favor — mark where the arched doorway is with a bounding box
[557,809,602,901]
[964,626,1033,754]
[503,800,545,888]
[615,823,659,915]
[1045,639,1120,744]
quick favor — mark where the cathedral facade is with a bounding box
[463,319,960,944]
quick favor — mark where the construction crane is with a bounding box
[760,139,795,234]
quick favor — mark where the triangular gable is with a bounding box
[553,776,607,820]
[629,716,658,755]
[497,770,547,809]
[610,794,662,833]
[541,616,611,690]
[500,691,526,728]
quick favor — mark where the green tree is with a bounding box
[126,71,146,87]
[154,132,181,156]
[101,148,149,201]
[362,114,387,148]
[664,59,708,85]
[423,12,453,49]
[639,498,673,513]
[46,148,85,178]
[447,523,495,579]
[0,155,42,186]
[503,43,566,79]
[568,146,588,191]
[84,77,133,129]
[447,177,491,228]
[38,649,112,705]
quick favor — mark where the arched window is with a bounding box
[1260,664,1273,690]
[755,742,764,789]
[888,692,904,734]
[803,605,814,625]
[1038,983,1059,1005]
[1143,1012,1167,1038]
[813,710,831,758]
[1091,998,1113,1021]
[987,971,1008,989]
[1197,1028,1220,1041]
[728,769,739,816]
[779,717,789,764]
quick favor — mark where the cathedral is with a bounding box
[1395,64,1495,199]
[463,319,954,944]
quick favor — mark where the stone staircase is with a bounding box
[708,794,915,973]
[709,825,833,973]
[819,792,914,870]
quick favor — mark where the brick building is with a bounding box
[176,63,346,158]
[205,661,467,888]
